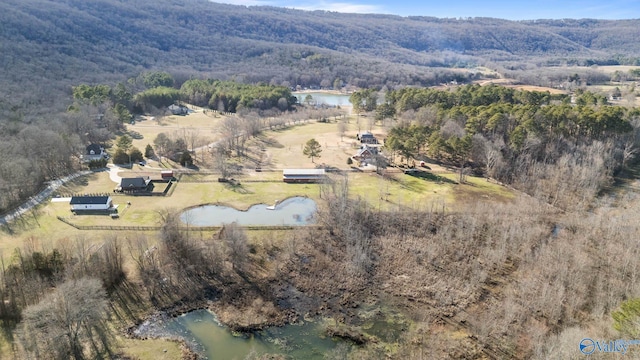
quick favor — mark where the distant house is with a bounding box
[352,145,379,163]
[168,104,188,115]
[117,176,151,192]
[357,131,378,144]
[283,169,326,183]
[82,144,108,162]
[70,196,115,213]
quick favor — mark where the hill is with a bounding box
[3,0,640,115]
[2,0,640,213]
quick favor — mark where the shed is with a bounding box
[161,170,174,179]
[283,169,326,183]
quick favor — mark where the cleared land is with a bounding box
[583,65,640,74]
[0,113,512,242]
[0,105,515,360]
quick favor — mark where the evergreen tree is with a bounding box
[303,138,322,163]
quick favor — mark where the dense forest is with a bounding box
[377,84,639,210]
[3,0,640,116]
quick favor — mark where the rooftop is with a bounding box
[70,196,111,205]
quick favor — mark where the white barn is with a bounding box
[70,196,114,213]
[283,169,326,183]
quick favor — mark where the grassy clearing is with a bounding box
[118,337,182,360]
[127,110,226,152]
[588,65,640,74]
[345,170,513,211]
[0,117,515,246]
[263,119,384,169]
[346,171,454,210]
[510,85,566,94]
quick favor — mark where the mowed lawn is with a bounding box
[0,116,514,253]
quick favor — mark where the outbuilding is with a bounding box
[70,196,115,213]
[283,169,326,183]
[161,170,174,180]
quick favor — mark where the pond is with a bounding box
[293,92,351,107]
[135,309,343,359]
[180,197,317,226]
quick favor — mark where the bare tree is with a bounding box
[220,222,248,272]
[212,143,231,179]
[219,116,243,156]
[337,119,347,141]
[18,277,112,360]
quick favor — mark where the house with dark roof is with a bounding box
[82,144,108,162]
[117,176,151,192]
[168,104,188,115]
[70,196,115,213]
[357,131,378,144]
[352,145,379,163]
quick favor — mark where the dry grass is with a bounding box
[0,116,514,251]
[263,119,385,169]
[509,85,566,94]
[0,107,519,360]
[127,109,227,152]
[588,65,640,74]
[118,337,183,360]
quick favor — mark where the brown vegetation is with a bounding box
[2,169,640,358]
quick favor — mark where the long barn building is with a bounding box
[70,196,115,213]
[282,169,326,183]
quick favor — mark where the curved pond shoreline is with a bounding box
[180,196,317,227]
[181,195,311,212]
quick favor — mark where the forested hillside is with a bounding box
[1,0,640,213]
[3,0,640,113]
[3,0,640,115]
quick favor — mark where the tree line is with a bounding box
[373,84,640,209]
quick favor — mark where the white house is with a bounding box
[168,104,188,115]
[82,144,108,162]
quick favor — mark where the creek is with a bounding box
[135,309,342,359]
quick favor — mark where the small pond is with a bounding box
[135,309,342,359]
[293,92,351,107]
[180,197,317,226]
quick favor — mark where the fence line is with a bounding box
[56,216,306,232]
